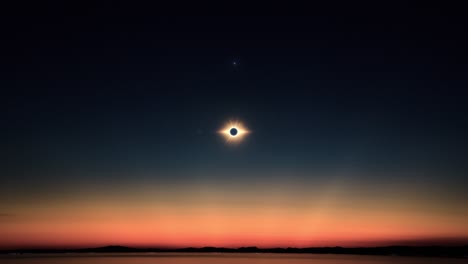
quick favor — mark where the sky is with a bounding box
[1,6,468,249]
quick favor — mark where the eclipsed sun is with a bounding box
[218,120,250,143]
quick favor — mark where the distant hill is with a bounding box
[2,245,467,258]
[75,245,145,253]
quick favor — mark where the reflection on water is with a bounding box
[0,253,466,264]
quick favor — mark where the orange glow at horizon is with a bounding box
[1,192,467,249]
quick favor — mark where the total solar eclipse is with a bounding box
[219,120,250,143]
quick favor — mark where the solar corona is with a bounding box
[219,120,250,143]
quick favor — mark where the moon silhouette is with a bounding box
[230,128,238,136]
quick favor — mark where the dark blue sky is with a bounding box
[1,8,468,192]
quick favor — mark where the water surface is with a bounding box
[1,253,465,264]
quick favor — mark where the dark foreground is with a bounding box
[1,253,467,264]
[2,246,468,258]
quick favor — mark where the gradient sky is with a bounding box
[1,6,468,249]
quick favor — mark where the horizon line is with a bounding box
[3,243,468,251]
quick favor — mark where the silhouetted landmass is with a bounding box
[1,245,467,258]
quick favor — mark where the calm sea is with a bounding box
[0,253,465,264]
